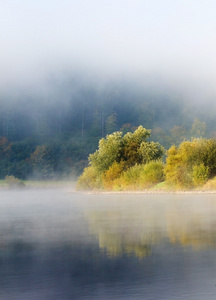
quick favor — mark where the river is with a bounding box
[0,189,216,299]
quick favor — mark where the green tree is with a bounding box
[121,126,164,168]
[121,126,151,167]
[165,138,216,188]
[191,118,206,138]
[139,141,164,164]
[89,131,123,173]
[29,145,60,178]
[89,125,164,173]
[0,137,11,157]
[77,126,164,190]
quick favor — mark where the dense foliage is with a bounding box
[165,138,216,189]
[78,129,216,191]
[77,126,164,190]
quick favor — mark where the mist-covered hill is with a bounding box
[2,1,216,179]
[0,74,215,180]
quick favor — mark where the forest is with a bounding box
[0,75,216,181]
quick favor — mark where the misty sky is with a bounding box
[1,0,216,99]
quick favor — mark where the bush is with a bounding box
[165,138,216,189]
[102,161,125,190]
[114,164,143,190]
[192,163,209,187]
[76,166,103,190]
[5,175,25,189]
[140,160,165,187]
[202,176,216,190]
[113,160,164,191]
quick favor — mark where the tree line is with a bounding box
[0,78,216,180]
[77,125,216,191]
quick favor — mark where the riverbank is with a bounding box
[85,189,216,195]
[1,179,216,194]
[82,177,216,194]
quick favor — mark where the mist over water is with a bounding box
[1,190,216,299]
[1,2,216,298]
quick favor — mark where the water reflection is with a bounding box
[86,194,216,258]
[1,191,216,299]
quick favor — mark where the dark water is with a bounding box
[0,189,216,299]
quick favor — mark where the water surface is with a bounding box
[0,189,216,299]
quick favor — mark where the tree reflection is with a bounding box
[86,198,216,258]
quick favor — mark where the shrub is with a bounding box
[192,163,209,187]
[5,175,25,189]
[140,160,164,187]
[113,160,164,191]
[76,166,103,190]
[165,138,216,189]
[111,164,143,191]
[202,176,216,190]
[102,161,125,190]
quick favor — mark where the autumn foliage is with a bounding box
[77,126,164,190]
[165,138,216,189]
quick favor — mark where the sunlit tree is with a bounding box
[77,126,164,190]
[165,138,216,188]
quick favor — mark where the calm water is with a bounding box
[0,189,216,299]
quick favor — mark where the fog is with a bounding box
[1,190,216,299]
[1,0,216,102]
[1,0,216,180]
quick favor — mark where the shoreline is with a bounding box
[0,180,76,190]
[0,186,216,194]
[85,189,216,195]
[1,179,216,194]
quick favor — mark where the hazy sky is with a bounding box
[1,0,216,98]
